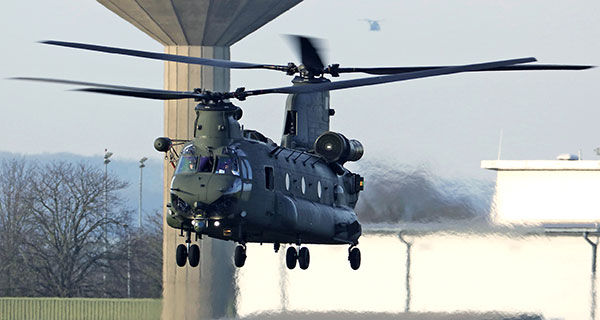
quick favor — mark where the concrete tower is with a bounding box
[95,1,302,318]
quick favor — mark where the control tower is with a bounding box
[95,1,302,318]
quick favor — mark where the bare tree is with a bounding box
[129,211,163,298]
[355,162,490,224]
[24,161,129,297]
[104,210,163,298]
[0,159,36,296]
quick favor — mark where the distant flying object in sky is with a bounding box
[361,19,382,31]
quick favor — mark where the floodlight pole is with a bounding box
[398,232,413,313]
[139,157,147,229]
[584,232,598,320]
[103,150,112,296]
[124,223,131,298]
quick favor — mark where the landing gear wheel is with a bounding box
[286,247,297,270]
[349,247,361,270]
[176,244,188,267]
[234,245,247,268]
[298,247,310,270]
[188,244,200,267]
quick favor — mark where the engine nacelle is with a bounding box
[154,137,172,152]
[314,131,364,164]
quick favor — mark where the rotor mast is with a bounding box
[281,76,333,150]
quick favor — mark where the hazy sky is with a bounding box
[2,0,599,182]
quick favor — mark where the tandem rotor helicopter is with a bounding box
[16,36,591,270]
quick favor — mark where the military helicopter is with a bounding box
[361,19,383,31]
[15,36,591,270]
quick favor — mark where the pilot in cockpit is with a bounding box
[215,157,240,176]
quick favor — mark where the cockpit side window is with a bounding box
[243,159,252,180]
[175,155,198,174]
[175,145,197,174]
[214,156,240,176]
[240,158,248,179]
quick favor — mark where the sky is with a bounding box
[2,2,598,318]
[2,0,599,183]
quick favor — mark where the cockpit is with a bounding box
[215,156,240,176]
[175,144,241,177]
[175,145,214,174]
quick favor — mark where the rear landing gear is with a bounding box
[234,244,247,268]
[348,246,361,270]
[285,246,310,270]
[298,247,310,270]
[285,247,297,269]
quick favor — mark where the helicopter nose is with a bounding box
[170,173,241,213]
[170,173,207,205]
[205,175,242,202]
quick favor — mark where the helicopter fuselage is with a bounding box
[165,102,363,247]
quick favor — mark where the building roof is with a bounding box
[481,160,600,171]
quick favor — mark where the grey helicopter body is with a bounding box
[15,37,592,271]
[159,76,364,269]
[163,92,363,246]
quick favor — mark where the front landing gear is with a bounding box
[188,244,200,267]
[234,244,247,268]
[176,244,187,267]
[348,246,361,270]
[176,230,200,268]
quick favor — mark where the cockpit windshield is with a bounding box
[214,156,240,176]
[175,145,214,174]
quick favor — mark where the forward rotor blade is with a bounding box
[336,64,594,75]
[295,36,325,74]
[75,88,201,100]
[244,57,537,96]
[12,77,203,100]
[42,40,289,71]
[10,57,541,102]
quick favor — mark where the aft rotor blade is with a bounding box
[41,40,289,71]
[336,64,594,75]
[12,77,204,100]
[243,57,537,96]
[295,36,325,74]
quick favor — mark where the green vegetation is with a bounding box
[0,298,161,320]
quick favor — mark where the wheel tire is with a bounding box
[234,245,247,268]
[176,244,188,267]
[298,247,310,270]
[349,247,361,270]
[188,244,200,267]
[285,247,297,270]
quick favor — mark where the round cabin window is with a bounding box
[317,181,322,199]
[301,177,306,194]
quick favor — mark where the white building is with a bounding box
[482,160,600,224]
